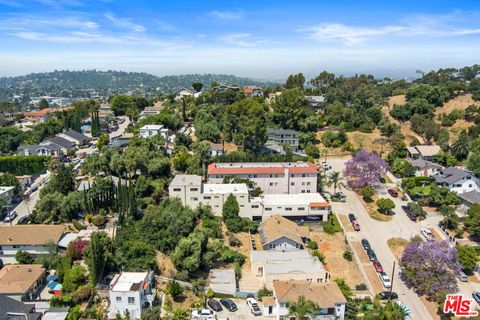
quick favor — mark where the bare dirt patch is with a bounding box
[364,265,384,293]
[435,93,479,116]
[311,232,364,289]
[339,214,354,232]
[346,129,391,154]
[353,241,371,265]
[156,252,177,278]
[387,238,408,261]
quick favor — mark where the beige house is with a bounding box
[0,264,46,301]
[250,250,327,290]
[406,145,441,160]
[259,215,310,250]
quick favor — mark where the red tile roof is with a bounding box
[243,87,254,94]
[24,108,53,118]
[207,162,317,175]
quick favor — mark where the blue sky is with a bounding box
[1,0,480,79]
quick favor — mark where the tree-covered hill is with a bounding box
[0,70,280,101]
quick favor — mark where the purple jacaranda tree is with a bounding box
[401,237,461,300]
[343,149,388,189]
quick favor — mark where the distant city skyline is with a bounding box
[0,0,479,79]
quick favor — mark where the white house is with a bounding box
[433,167,480,194]
[258,215,310,250]
[174,88,195,101]
[108,271,155,319]
[139,107,161,118]
[0,186,15,204]
[407,159,444,177]
[267,129,301,153]
[249,251,328,290]
[267,280,347,320]
[243,87,264,97]
[139,125,169,139]
[0,225,65,264]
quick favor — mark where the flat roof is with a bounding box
[208,162,317,175]
[140,125,164,130]
[0,225,65,246]
[111,272,148,292]
[259,215,309,246]
[273,281,346,307]
[203,183,248,195]
[170,175,202,187]
[251,251,324,275]
[0,186,14,193]
[0,265,45,294]
[261,193,328,207]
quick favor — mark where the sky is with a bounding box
[1,0,480,79]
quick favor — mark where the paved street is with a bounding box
[109,116,130,139]
[325,158,442,320]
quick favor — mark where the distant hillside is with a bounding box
[0,70,280,102]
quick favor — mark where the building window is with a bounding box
[116,297,121,302]
[298,207,305,211]
[302,182,305,186]
[173,188,181,192]
[214,196,219,198]
[253,174,257,178]
[128,297,135,304]
[285,207,292,211]
[307,182,311,185]
[265,208,272,211]
[191,197,198,201]
[307,190,311,193]
[291,182,295,186]
[270,182,274,186]
[203,196,211,200]
[190,188,198,191]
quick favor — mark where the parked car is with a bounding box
[373,260,384,273]
[220,298,238,312]
[473,292,480,304]
[251,239,256,250]
[401,205,417,221]
[322,161,332,170]
[348,213,356,222]
[367,249,377,261]
[458,270,468,282]
[361,239,371,251]
[190,309,216,320]
[4,211,17,223]
[335,192,346,202]
[380,291,398,300]
[420,228,434,241]
[17,215,30,225]
[401,194,409,201]
[246,298,262,316]
[207,299,223,312]
[379,272,392,288]
[352,220,360,231]
[387,188,398,197]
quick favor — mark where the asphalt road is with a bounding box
[326,158,440,320]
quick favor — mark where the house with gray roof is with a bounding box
[407,158,444,177]
[458,190,480,209]
[305,95,326,108]
[0,295,42,320]
[433,167,479,194]
[18,144,61,156]
[267,128,300,152]
[57,129,89,146]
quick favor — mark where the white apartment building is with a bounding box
[168,175,329,221]
[207,162,318,194]
[108,272,155,319]
[139,125,169,139]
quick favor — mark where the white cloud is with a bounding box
[301,15,480,45]
[220,33,276,47]
[105,13,146,33]
[208,9,244,20]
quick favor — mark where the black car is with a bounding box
[401,205,417,221]
[379,291,398,300]
[17,216,30,225]
[367,249,377,261]
[361,239,371,251]
[348,213,356,222]
[207,298,223,312]
[473,292,480,304]
[220,298,238,311]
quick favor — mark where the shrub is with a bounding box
[355,283,368,291]
[343,250,353,261]
[50,294,73,307]
[72,219,86,231]
[323,214,342,234]
[257,286,273,300]
[91,215,106,227]
[72,286,94,304]
[15,250,34,264]
[377,198,395,214]
[311,250,326,265]
[166,280,183,301]
[361,186,374,202]
[228,234,242,247]
[307,240,318,250]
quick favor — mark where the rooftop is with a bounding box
[407,158,443,169]
[24,108,52,118]
[203,183,248,195]
[459,190,480,205]
[261,193,328,207]
[259,215,309,246]
[273,281,347,308]
[208,162,317,175]
[0,295,41,320]
[170,175,202,187]
[0,225,65,246]
[0,186,15,194]
[433,167,473,184]
[61,129,88,141]
[407,145,441,157]
[47,136,76,149]
[110,272,148,292]
[0,265,45,294]
[140,124,164,130]
[251,250,324,275]
[208,268,236,295]
[267,128,299,135]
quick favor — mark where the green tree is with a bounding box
[222,194,256,233]
[272,88,312,130]
[361,186,374,202]
[305,144,320,159]
[140,307,162,320]
[464,204,480,236]
[0,173,21,196]
[192,82,203,92]
[97,133,109,150]
[38,98,49,109]
[285,73,306,89]
[467,151,480,175]
[451,131,470,160]
[377,198,395,214]
[456,244,478,271]
[171,228,208,273]
[288,295,317,320]
[15,250,34,264]
[390,158,415,178]
[47,163,76,195]
[84,232,112,284]
[328,171,345,194]
[440,205,459,230]
[63,264,86,293]
[166,280,183,301]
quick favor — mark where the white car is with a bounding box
[322,162,332,170]
[4,211,17,223]
[420,228,434,241]
[190,309,216,320]
[246,298,262,316]
[379,272,392,288]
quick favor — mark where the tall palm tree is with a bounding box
[288,295,317,320]
[329,171,345,194]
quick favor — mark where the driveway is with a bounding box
[325,158,438,320]
[214,298,270,320]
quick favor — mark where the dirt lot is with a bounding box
[352,241,383,293]
[339,214,354,232]
[435,93,479,116]
[346,129,392,154]
[156,252,177,278]
[310,231,364,288]
[387,238,408,261]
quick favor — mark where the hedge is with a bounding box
[0,156,48,175]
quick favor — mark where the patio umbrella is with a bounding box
[47,282,58,289]
[53,283,63,291]
[47,275,58,281]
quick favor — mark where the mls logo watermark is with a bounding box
[443,294,478,317]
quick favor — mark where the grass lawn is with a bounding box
[387,237,408,261]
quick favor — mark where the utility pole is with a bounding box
[390,261,396,294]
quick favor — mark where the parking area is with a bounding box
[215,298,270,320]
